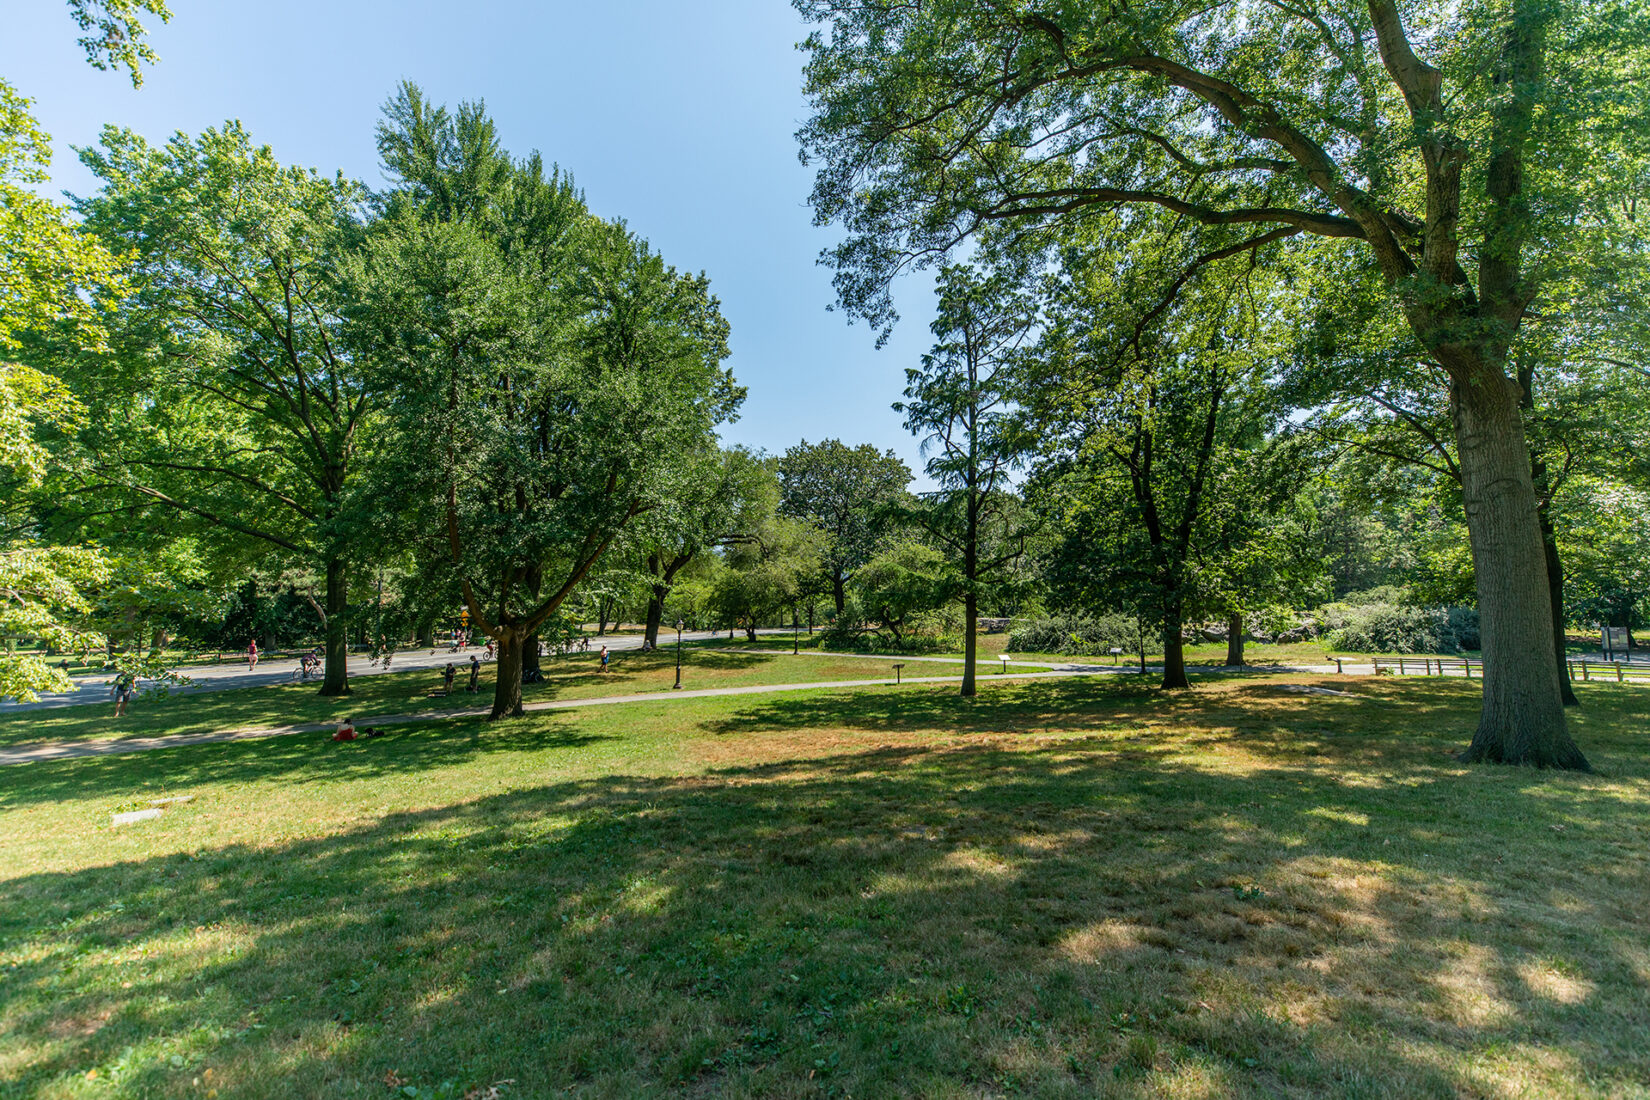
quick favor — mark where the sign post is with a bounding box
[1604,626,1630,662]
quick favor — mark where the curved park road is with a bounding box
[0,644,1382,767]
[0,630,762,713]
[0,665,1119,767]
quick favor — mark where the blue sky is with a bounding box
[6,0,939,482]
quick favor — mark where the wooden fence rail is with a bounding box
[1363,656,1650,685]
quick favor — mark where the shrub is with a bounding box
[1447,605,1480,651]
[819,595,957,653]
[1006,613,1137,656]
[1320,595,1478,654]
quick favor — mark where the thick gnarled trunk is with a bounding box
[1452,374,1588,769]
[319,556,350,696]
[490,628,526,720]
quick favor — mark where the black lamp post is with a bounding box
[673,619,684,689]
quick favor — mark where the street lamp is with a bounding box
[673,619,684,689]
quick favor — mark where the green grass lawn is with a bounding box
[2,673,1647,1099]
[0,648,958,751]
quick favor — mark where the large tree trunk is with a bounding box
[1452,374,1588,768]
[1536,498,1578,707]
[319,556,350,696]
[1520,365,1578,708]
[644,584,666,649]
[522,631,542,680]
[1225,611,1245,667]
[490,628,526,720]
[1161,604,1189,689]
[832,570,847,615]
[961,493,979,698]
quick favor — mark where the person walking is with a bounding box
[247,639,259,671]
[468,654,481,692]
[599,645,610,674]
[443,662,456,694]
[111,670,135,718]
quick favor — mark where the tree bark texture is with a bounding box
[490,628,526,720]
[319,556,351,696]
[522,631,542,679]
[1161,608,1189,689]
[1225,611,1245,667]
[1536,495,1578,707]
[1452,376,1588,768]
[961,491,979,698]
[644,584,666,649]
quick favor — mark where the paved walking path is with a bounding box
[15,644,1582,768]
[0,666,1104,767]
[0,630,770,712]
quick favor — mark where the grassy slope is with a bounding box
[0,649,952,751]
[1,675,1647,1099]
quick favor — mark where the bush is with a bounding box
[1006,613,1137,656]
[1447,605,1480,651]
[818,594,867,651]
[819,595,958,653]
[1320,595,1478,654]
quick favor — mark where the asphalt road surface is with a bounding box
[1,630,753,712]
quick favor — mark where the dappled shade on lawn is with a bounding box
[2,675,1646,1098]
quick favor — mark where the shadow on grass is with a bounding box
[4,692,1647,1098]
[0,648,778,753]
[0,716,615,810]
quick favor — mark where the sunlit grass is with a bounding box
[2,674,1647,1098]
[0,648,944,751]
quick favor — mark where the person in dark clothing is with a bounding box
[443,663,456,693]
[112,671,135,718]
[468,654,480,692]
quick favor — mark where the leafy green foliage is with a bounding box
[777,439,911,611]
[1006,614,1139,658]
[0,81,123,355]
[1313,590,1485,659]
[709,516,824,640]
[66,0,172,86]
[354,86,741,715]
